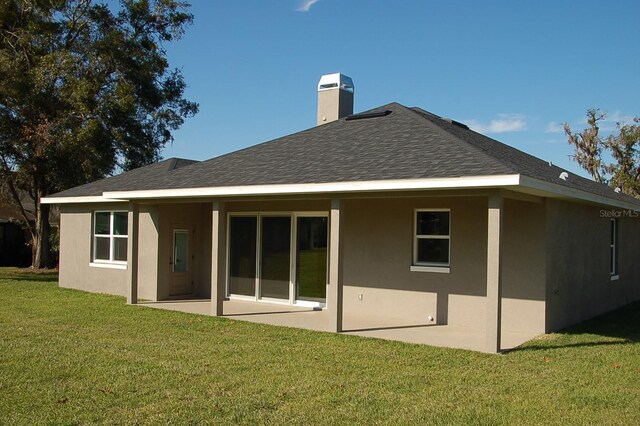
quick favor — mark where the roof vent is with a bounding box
[443,118,469,130]
[559,172,569,181]
[614,187,621,193]
[345,110,392,121]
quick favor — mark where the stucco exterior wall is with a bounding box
[340,195,546,333]
[137,205,159,301]
[60,193,640,338]
[156,203,211,299]
[502,198,546,335]
[341,196,486,329]
[59,203,129,296]
[545,199,640,331]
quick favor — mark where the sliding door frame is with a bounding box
[226,211,328,307]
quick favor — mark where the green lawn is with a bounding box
[1,268,638,425]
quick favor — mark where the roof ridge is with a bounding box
[401,104,521,175]
[408,106,551,174]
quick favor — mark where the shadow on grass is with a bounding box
[514,301,640,352]
[0,267,59,283]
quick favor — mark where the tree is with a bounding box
[565,110,640,198]
[0,0,198,267]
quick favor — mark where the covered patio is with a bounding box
[139,298,539,352]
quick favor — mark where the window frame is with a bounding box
[610,218,619,280]
[411,209,451,273]
[91,210,128,268]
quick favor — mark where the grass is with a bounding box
[1,268,639,425]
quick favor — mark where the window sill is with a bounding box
[89,262,127,270]
[410,265,450,274]
[611,275,620,281]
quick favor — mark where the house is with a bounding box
[42,73,640,353]
[1,191,60,267]
[1,195,35,267]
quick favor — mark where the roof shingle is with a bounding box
[47,102,637,206]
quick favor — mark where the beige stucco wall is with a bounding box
[341,196,484,329]
[340,195,546,334]
[59,203,130,296]
[225,199,330,213]
[61,193,640,338]
[502,198,546,335]
[155,203,212,299]
[59,195,548,336]
[59,202,212,300]
[545,199,640,331]
[137,205,159,301]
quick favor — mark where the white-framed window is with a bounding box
[412,209,450,273]
[92,211,128,265]
[610,218,619,280]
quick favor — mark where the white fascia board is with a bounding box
[519,176,640,210]
[101,175,522,200]
[40,196,127,205]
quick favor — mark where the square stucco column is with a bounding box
[486,191,504,353]
[328,198,344,332]
[211,200,226,316]
[127,202,140,305]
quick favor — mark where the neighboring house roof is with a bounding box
[44,102,640,209]
[0,191,35,223]
[50,158,199,199]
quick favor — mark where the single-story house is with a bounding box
[43,73,640,353]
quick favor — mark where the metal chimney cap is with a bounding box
[318,73,354,93]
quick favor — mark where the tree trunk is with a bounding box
[32,201,51,268]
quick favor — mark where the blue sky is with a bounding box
[161,0,639,177]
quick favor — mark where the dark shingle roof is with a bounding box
[47,102,636,205]
[50,158,198,198]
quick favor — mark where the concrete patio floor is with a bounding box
[140,299,539,352]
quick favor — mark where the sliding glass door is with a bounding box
[227,213,327,305]
[296,217,327,302]
[260,216,291,300]
[228,216,257,296]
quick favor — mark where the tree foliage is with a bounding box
[0,0,198,267]
[565,110,640,198]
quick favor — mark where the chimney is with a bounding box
[317,73,354,125]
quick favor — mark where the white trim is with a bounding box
[43,174,640,212]
[89,261,127,270]
[93,210,128,265]
[294,299,326,308]
[519,176,640,211]
[101,175,521,200]
[410,266,450,274]
[41,196,126,204]
[413,209,451,268]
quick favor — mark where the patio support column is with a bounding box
[126,202,139,305]
[486,191,503,353]
[328,198,344,332]
[211,200,226,316]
